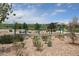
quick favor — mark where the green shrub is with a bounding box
[73,28,79,32]
[14,34,24,42]
[47,40,52,47]
[0,35,13,44]
[33,36,40,46]
[0,34,24,44]
[36,40,42,51]
[33,36,42,51]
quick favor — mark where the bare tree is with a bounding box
[68,16,79,44]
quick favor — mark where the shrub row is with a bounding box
[0,34,24,44]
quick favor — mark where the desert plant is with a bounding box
[33,36,40,46]
[36,40,42,51]
[47,40,52,47]
[33,36,43,51]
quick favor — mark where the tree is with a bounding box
[14,22,17,37]
[23,23,28,35]
[68,17,79,44]
[34,23,41,34]
[14,22,18,38]
[0,3,16,35]
[0,3,12,23]
[68,16,79,32]
[47,22,57,34]
[14,23,22,29]
[59,23,67,34]
[72,16,79,29]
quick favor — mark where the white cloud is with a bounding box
[4,8,36,23]
[27,4,41,9]
[56,3,62,7]
[3,8,67,24]
[3,4,67,24]
[52,9,66,15]
[4,8,51,24]
[67,3,72,8]
[55,9,66,12]
[67,4,77,10]
[41,13,48,17]
[68,5,72,8]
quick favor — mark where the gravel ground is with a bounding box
[0,30,79,56]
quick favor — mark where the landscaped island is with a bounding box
[0,3,79,56]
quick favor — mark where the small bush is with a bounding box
[14,34,24,42]
[0,34,24,44]
[33,36,40,46]
[0,35,13,44]
[36,40,42,51]
[9,29,13,32]
[73,28,79,32]
[33,36,42,51]
[47,40,52,47]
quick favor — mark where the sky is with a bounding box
[4,3,79,24]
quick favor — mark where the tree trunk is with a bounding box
[50,29,52,35]
[25,29,26,35]
[14,28,16,38]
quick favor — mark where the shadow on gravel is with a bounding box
[68,43,79,46]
